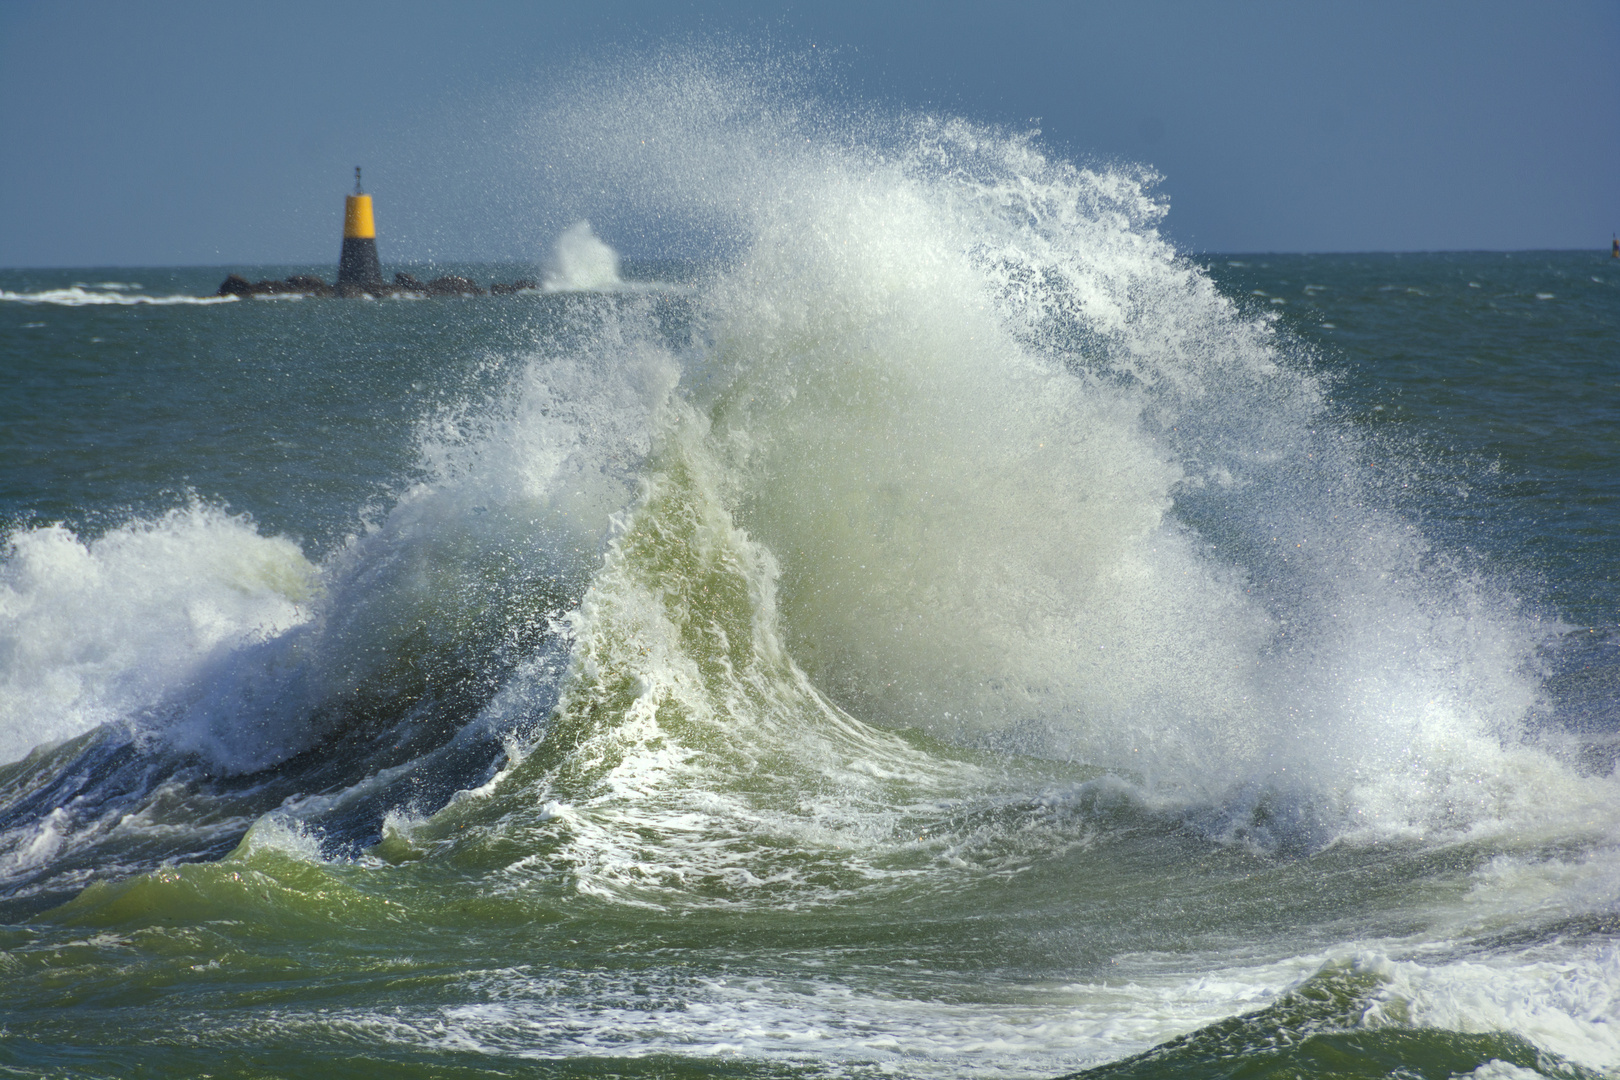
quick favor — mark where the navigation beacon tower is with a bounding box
[337,167,384,291]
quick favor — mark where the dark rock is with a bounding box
[423,275,485,296]
[217,271,504,299]
[217,274,334,297]
[490,279,539,295]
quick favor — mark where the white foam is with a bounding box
[1371,944,1620,1073]
[156,331,677,774]
[231,815,325,862]
[0,287,235,306]
[0,504,317,764]
[7,806,71,871]
[211,954,1323,1080]
[292,943,1620,1079]
[251,944,1620,1080]
[1457,1063,1545,1080]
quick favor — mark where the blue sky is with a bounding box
[1,0,1615,266]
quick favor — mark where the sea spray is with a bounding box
[519,60,1570,843]
[692,132,1274,785]
[161,320,680,774]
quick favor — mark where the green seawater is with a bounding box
[2,92,1619,1079]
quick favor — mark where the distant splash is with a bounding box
[0,286,237,306]
[541,220,624,292]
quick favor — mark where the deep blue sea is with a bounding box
[2,78,1618,1080]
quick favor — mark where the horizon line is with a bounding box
[2,247,1615,272]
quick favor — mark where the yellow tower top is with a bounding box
[344,194,376,239]
[344,165,376,239]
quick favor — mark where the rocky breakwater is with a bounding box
[217,273,539,298]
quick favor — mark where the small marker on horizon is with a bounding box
[337,166,384,291]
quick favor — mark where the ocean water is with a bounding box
[2,68,1619,1080]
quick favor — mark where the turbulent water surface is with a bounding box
[2,64,1619,1080]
